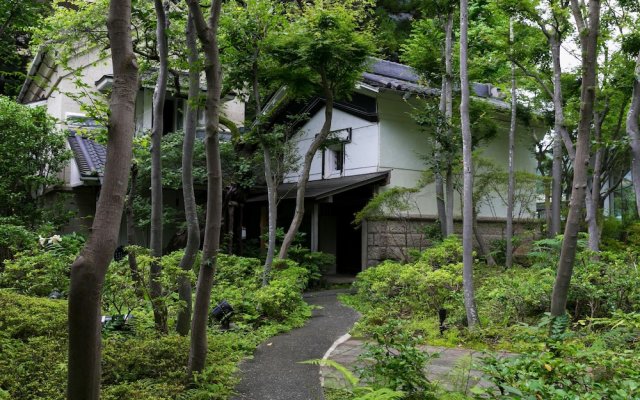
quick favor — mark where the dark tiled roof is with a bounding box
[363,58,505,103]
[247,171,390,203]
[67,132,106,180]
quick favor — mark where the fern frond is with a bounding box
[300,358,359,387]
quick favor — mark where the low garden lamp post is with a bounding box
[210,300,234,330]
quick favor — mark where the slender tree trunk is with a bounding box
[459,0,480,328]
[446,168,455,234]
[279,85,334,259]
[506,19,516,268]
[473,210,497,266]
[149,0,169,334]
[185,0,223,376]
[263,145,278,286]
[550,0,600,318]
[251,56,278,286]
[550,35,564,236]
[444,13,455,236]
[627,52,640,217]
[588,148,602,252]
[588,107,604,252]
[176,11,201,336]
[125,164,144,296]
[67,0,138,397]
[545,178,552,237]
[227,202,235,254]
[436,80,447,236]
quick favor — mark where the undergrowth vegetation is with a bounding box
[338,227,640,399]
[0,230,312,400]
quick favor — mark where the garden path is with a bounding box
[232,289,360,400]
[321,337,515,394]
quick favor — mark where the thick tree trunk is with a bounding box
[506,20,516,268]
[176,12,201,337]
[444,13,455,236]
[550,35,564,236]
[149,0,169,334]
[185,0,223,376]
[67,0,138,397]
[550,0,600,318]
[279,86,334,259]
[627,53,640,217]
[459,0,480,328]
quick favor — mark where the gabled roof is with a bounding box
[247,171,390,203]
[362,58,506,104]
[67,131,106,182]
[362,58,438,95]
[262,58,510,127]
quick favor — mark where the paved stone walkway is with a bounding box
[321,337,515,393]
[232,289,360,400]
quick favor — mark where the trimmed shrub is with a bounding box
[352,237,464,321]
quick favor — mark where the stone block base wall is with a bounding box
[365,217,541,267]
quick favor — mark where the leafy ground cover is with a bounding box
[0,230,312,399]
[331,231,640,399]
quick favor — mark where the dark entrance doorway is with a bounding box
[335,203,362,274]
[318,185,372,275]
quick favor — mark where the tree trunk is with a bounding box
[67,0,138,397]
[436,80,447,236]
[588,107,604,252]
[149,0,169,334]
[473,210,497,267]
[279,86,334,259]
[251,55,278,286]
[459,0,480,328]
[263,146,278,285]
[227,202,235,254]
[550,0,600,318]
[550,35,564,236]
[176,11,201,337]
[444,13,455,236]
[125,164,143,294]
[506,19,516,268]
[545,177,552,237]
[446,168,455,235]
[185,0,223,376]
[627,52,640,217]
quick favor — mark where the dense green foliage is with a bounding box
[343,233,640,398]
[0,1,51,97]
[358,321,439,399]
[132,131,258,231]
[0,98,71,225]
[351,237,464,324]
[0,233,312,399]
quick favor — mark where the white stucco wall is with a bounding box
[284,91,539,220]
[45,49,113,124]
[285,106,379,182]
[376,91,539,219]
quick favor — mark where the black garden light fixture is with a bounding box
[210,300,234,330]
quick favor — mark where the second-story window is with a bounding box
[321,128,351,178]
[333,146,344,172]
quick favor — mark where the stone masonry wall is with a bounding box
[365,217,541,268]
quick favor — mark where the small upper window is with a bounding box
[333,148,343,172]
